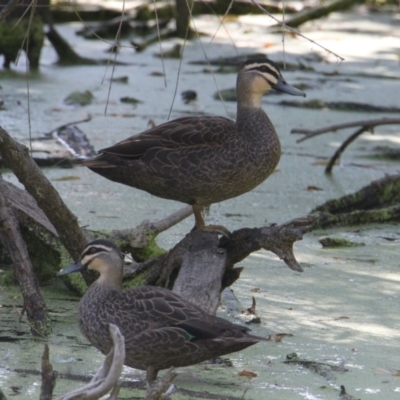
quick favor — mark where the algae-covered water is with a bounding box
[1,7,400,400]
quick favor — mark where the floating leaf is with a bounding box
[306,185,323,191]
[270,333,293,342]
[238,370,258,378]
[53,176,80,181]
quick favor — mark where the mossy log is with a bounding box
[0,123,314,321]
[0,177,315,299]
[312,174,400,228]
[273,0,365,29]
[0,177,52,337]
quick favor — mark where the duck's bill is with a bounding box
[57,262,85,276]
[273,80,306,97]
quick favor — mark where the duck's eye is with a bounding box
[86,246,99,255]
[260,65,269,73]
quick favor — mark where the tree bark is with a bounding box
[175,0,193,38]
[275,0,364,29]
[0,125,89,279]
[312,174,400,228]
[40,344,57,400]
[0,177,51,336]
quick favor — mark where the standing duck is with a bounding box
[81,59,305,231]
[58,239,270,382]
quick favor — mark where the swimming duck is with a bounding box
[58,239,270,382]
[80,58,305,231]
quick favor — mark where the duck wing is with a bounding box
[98,286,267,372]
[111,286,258,341]
[100,116,236,161]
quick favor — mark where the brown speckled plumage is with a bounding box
[81,59,305,228]
[58,239,270,382]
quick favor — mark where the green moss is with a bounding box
[132,237,166,261]
[19,228,62,284]
[64,90,94,106]
[0,17,44,69]
[319,236,365,248]
[59,272,88,296]
[122,275,147,289]
[59,246,74,269]
[0,269,17,285]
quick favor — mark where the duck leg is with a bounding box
[192,205,231,237]
[193,204,206,230]
[146,365,159,383]
[145,366,176,399]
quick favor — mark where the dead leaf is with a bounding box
[270,333,294,342]
[306,185,323,191]
[374,368,400,377]
[238,370,258,378]
[250,287,260,293]
[247,297,256,314]
[52,176,80,181]
[334,316,349,321]
[312,160,338,166]
[263,42,274,48]
[323,70,340,76]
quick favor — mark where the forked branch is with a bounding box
[292,118,400,173]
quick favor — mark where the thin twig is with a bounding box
[292,117,400,142]
[0,0,20,20]
[250,0,345,62]
[209,0,234,44]
[56,324,125,400]
[153,0,167,88]
[65,0,135,50]
[25,0,38,155]
[43,115,93,136]
[104,0,126,114]
[167,0,194,120]
[325,126,368,174]
[190,15,230,117]
[291,118,400,174]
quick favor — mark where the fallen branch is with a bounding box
[56,324,125,400]
[144,368,177,400]
[0,0,20,20]
[291,117,400,174]
[113,205,193,249]
[312,174,400,228]
[40,344,57,400]
[0,176,51,337]
[0,124,88,277]
[127,215,317,313]
[273,0,364,29]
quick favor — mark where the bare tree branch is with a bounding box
[0,176,51,337]
[292,118,400,143]
[0,0,21,20]
[0,124,88,268]
[291,117,400,173]
[56,324,125,400]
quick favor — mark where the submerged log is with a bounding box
[312,174,400,228]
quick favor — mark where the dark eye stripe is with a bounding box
[245,65,279,79]
[82,244,112,258]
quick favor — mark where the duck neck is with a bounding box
[95,273,122,289]
[236,74,264,108]
[235,85,275,141]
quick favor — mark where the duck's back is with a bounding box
[83,111,280,206]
